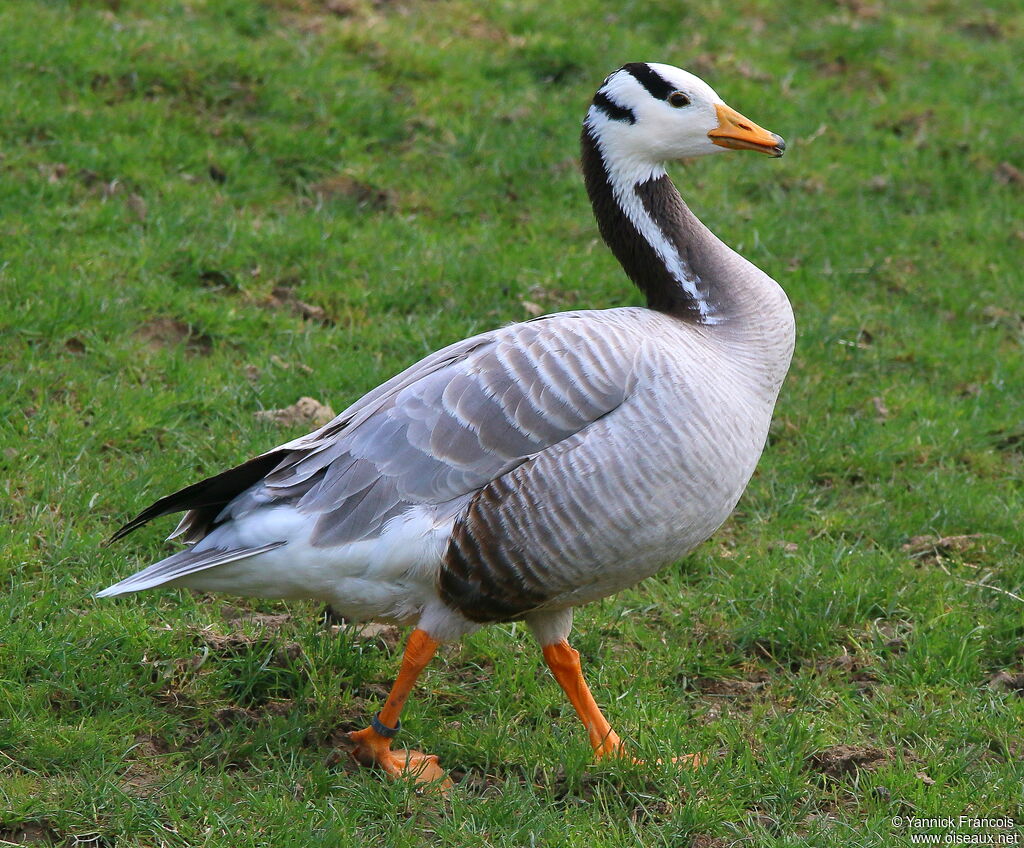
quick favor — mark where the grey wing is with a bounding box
[118,331,496,545]
[196,314,639,549]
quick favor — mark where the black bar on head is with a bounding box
[591,91,636,124]
[622,62,674,101]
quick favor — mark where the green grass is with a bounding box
[2,0,1023,844]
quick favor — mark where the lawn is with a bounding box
[1,0,1023,845]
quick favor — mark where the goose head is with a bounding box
[586,62,785,170]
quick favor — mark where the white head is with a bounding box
[585,62,784,182]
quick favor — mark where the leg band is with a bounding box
[371,712,401,739]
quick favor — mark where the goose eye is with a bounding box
[668,91,690,108]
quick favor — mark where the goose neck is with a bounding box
[581,125,721,324]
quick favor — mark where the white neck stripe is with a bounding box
[587,108,715,322]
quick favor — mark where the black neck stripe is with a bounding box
[591,90,636,124]
[622,62,674,101]
[580,125,711,321]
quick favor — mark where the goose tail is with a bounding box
[96,541,286,597]
[106,452,287,546]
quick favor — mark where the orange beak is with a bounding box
[708,103,785,157]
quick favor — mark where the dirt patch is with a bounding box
[122,764,164,797]
[184,621,303,665]
[271,0,419,30]
[220,607,294,631]
[320,607,403,649]
[991,429,1024,452]
[0,822,60,845]
[689,674,769,697]
[309,174,394,211]
[133,317,213,355]
[146,617,305,711]
[814,651,879,688]
[454,15,527,45]
[264,284,330,323]
[124,192,147,223]
[960,18,1004,40]
[685,673,773,724]
[210,632,302,664]
[995,162,1024,187]
[254,396,336,428]
[89,67,261,115]
[521,283,581,316]
[142,613,416,765]
[197,268,238,291]
[981,307,1024,335]
[902,534,991,567]
[800,50,892,90]
[808,744,891,779]
[834,0,882,19]
[988,671,1024,695]
[874,110,934,147]
[122,734,171,797]
[323,727,361,767]
[64,337,86,355]
[871,619,912,653]
[132,733,172,757]
[210,701,298,727]
[322,621,402,650]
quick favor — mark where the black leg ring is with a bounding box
[371,712,401,739]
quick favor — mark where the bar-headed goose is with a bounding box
[101,62,794,787]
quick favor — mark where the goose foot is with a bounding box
[664,752,707,768]
[604,748,708,768]
[348,726,452,790]
[594,732,706,768]
[343,629,452,791]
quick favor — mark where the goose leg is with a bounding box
[541,639,704,767]
[348,628,451,789]
[542,639,625,757]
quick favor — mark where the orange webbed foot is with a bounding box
[664,752,707,768]
[348,726,453,791]
[593,732,707,768]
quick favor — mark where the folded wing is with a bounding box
[113,313,639,552]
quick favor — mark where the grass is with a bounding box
[1,0,1023,844]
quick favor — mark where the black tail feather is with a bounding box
[108,452,286,544]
